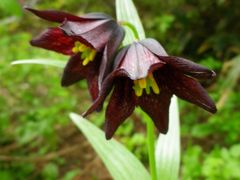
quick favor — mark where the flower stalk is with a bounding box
[119,21,140,40]
[145,112,157,180]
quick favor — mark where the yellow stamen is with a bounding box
[82,58,91,66]
[72,41,97,66]
[145,79,151,95]
[74,41,81,46]
[133,73,160,96]
[89,50,97,61]
[149,74,160,94]
[72,47,79,54]
[133,85,143,97]
[138,79,147,89]
[79,44,87,52]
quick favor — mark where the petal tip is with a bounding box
[209,105,217,114]
[23,6,31,10]
[211,70,216,78]
[30,39,36,46]
[105,133,112,140]
[156,124,169,134]
[24,6,36,14]
[60,80,69,87]
[104,120,117,140]
[81,111,88,118]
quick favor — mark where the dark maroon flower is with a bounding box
[25,7,124,100]
[83,38,217,139]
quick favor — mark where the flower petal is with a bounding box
[138,87,173,134]
[86,73,99,101]
[113,46,129,69]
[139,38,168,56]
[119,42,165,80]
[160,56,216,79]
[157,68,217,113]
[140,39,216,79]
[25,7,109,23]
[105,78,136,139]
[30,27,74,55]
[82,70,128,117]
[61,53,101,100]
[60,20,117,51]
[98,25,125,89]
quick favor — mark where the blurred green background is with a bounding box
[0,0,239,179]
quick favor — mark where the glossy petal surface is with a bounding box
[83,70,128,117]
[105,78,135,139]
[157,68,217,113]
[160,56,216,79]
[61,54,101,100]
[138,87,173,134]
[25,7,109,23]
[60,20,117,51]
[30,27,75,55]
[98,26,125,89]
[119,42,165,80]
[140,38,168,56]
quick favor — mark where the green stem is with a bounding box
[145,112,157,180]
[119,21,140,40]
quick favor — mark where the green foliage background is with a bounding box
[0,0,239,179]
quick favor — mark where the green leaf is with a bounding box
[155,96,180,180]
[11,59,66,68]
[70,113,151,180]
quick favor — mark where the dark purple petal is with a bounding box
[138,87,173,134]
[25,7,109,23]
[60,20,117,51]
[113,46,130,69]
[105,78,136,139]
[61,53,101,100]
[30,27,74,55]
[119,42,165,80]
[98,26,125,89]
[158,69,217,113]
[80,13,112,20]
[160,56,216,79]
[86,74,99,101]
[139,38,168,56]
[82,69,128,117]
[61,54,84,86]
[140,39,216,79]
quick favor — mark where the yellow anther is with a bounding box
[138,79,147,89]
[89,50,97,61]
[149,74,160,94]
[72,47,79,54]
[133,73,160,96]
[79,44,87,52]
[145,80,151,95]
[74,41,81,46]
[133,85,143,97]
[72,41,97,66]
[82,58,91,66]
[151,80,160,94]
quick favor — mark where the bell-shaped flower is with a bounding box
[25,7,124,100]
[83,38,217,139]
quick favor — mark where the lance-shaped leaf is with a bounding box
[70,113,151,180]
[155,96,180,180]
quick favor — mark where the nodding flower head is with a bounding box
[83,38,217,139]
[25,7,125,101]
